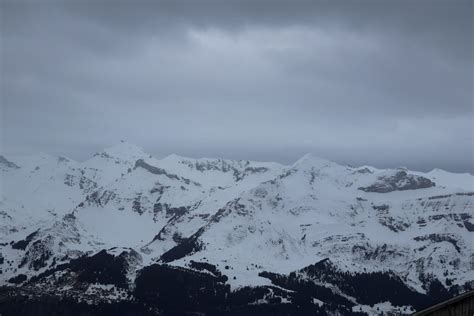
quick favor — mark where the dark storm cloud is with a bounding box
[1,0,473,172]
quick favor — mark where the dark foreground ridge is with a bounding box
[1,251,470,316]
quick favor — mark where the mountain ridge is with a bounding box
[1,143,472,315]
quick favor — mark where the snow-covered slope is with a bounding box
[0,143,472,315]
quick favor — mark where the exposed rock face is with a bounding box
[135,159,180,180]
[159,233,203,263]
[11,231,39,250]
[19,236,54,270]
[414,233,461,253]
[0,155,20,170]
[180,158,270,182]
[358,170,435,193]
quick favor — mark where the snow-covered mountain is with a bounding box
[0,143,473,315]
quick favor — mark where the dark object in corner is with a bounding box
[412,290,474,316]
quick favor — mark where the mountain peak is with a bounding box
[162,153,188,162]
[98,142,148,161]
[292,153,336,169]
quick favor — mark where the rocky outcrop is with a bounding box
[135,159,200,186]
[0,155,20,170]
[359,170,435,193]
[11,231,39,250]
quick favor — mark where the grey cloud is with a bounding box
[1,0,472,173]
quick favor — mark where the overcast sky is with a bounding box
[1,0,473,172]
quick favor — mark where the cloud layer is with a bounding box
[1,0,472,172]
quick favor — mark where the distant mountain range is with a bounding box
[1,142,473,315]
